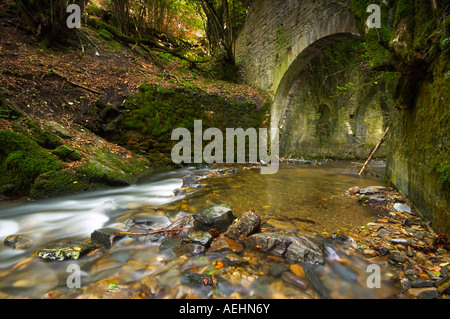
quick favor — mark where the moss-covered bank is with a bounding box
[0,117,150,200]
[89,83,269,166]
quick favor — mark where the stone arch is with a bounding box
[271,32,361,136]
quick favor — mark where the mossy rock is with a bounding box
[30,170,86,199]
[52,144,82,162]
[0,130,63,196]
[99,29,113,41]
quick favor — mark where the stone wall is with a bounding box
[235,0,358,131]
[385,57,450,234]
[235,0,449,234]
[280,40,390,159]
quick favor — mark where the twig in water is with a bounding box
[118,227,190,236]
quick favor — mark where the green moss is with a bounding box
[99,29,113,41]
[437,162,450,190]
[33,130,64,149]
[52,145,82,162]
[0,131,63,196]
[393,0,415,31]
[30,170,85,199]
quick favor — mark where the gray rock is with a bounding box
[193,204,237,233]
[281,271,308,290]
[304,265,330,299]
[268,262,289,277]
[91,228,126,249]
[3,234,33,250]
[244,232,325,264]
[224,210,261,241]
[181,229,213,247]
[173,243,206,256]
[410,278,435,288]
[388,254,406,263]
[390,238,409,245]
[419,289,440,299]
[330,262,358,282]
[377,228,391,237]
[182,174,200,188]
[224,253,249,267]
[393,203,412,214]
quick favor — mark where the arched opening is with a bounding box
[276,37,391,159]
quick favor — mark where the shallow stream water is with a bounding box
[0,161,403,299]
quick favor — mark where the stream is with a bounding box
[0,161,404,299]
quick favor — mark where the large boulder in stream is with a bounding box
[244,232,325,265]
[193,204,237,233]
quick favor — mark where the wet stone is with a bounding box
[140,275,161,296]
[180,273,214,290]
[245,232,325,265]
[410,278,435,288]
[182,174,200,188]
[3,235,33,250]
[103,285,130,299]
[208,235,243,253]
[330,262,358,282]
[268,263,289,278]
[224,210,261,241]
[173,243,206,256]
[375,246,390,256]
[38,241,95,261]
[419,288,440,299]
[304,265,330,299]
[181,229,213,247]
[193,204,237,233]
[388,254,406,263]
[224,253,249,267]
[281,271,308,290]
[437,275,450,294]
[91,228,126,249]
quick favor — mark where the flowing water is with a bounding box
[0,161,402,299]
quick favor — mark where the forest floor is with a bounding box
[0,3,266,199]
[0,4,265,128]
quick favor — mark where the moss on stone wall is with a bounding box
[351,0,450,233]
[280,39,390,159]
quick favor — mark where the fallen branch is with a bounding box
[118,227,190,236]
[359,127,389,176]
[50,69,102,95]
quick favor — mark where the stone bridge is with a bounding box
[236,0,360,135]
